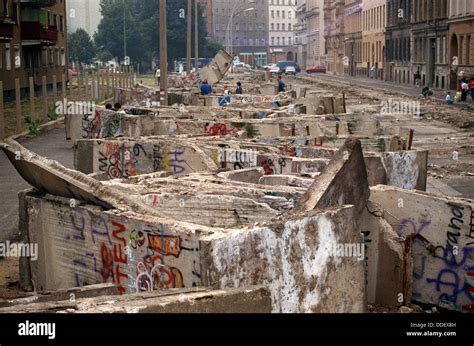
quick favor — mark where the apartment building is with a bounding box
[361,0,386,80]
[66,0,101,37]
[385,0,412,84]
[343,0,362,76]
[324,0,345,75]
[197,0,213,36]
[448,0,474,89]
[212,0,269,66]
[411,0,449,89]
[0,0,67,99]
[268,0,298,63]
[306,0,325,68]
[293,0,308,68]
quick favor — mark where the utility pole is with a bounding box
[159,0,168,105]
[195,0,199,71]
[123,0,126,63]
[186,0,192,73]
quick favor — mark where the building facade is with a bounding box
[324,0,345,75]
[306,0,325,68]
[0,0,67,98]
[293,0,308,69]
[197,0,213,37]
[66,0,101,37]
[212,0,269,66]
[268,0,298,63]
[411,0,449,89]
[343,0,362,76]
[448,0,474,89]
[361,0,386,80]
[385,0,412,84]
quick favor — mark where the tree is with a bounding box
[68,29,96,64]
[94,0,222,71]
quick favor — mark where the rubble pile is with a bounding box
[0,55,472,314]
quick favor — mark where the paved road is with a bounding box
[0,128,73,242]
[301,72,474,110]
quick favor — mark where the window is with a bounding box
[14,45,20,68]
[5,43,11,70]
[41,47,47,66]
[61,48,66,66]
[271,23,274,31]
[50,47,54,66]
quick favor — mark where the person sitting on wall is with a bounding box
[445,91,454,105]
[200,79,213,96]
[421,86,433,98]
[113,103,122,111]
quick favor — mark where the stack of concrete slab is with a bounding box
[2,67,470,314]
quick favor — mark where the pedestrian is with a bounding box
[461,78,469,101]
[156,68,161,85]
[414,70,421,87]
[277,75,286,93]
[236,82,243,94]
[470,78,474,102]
[105,103,113,110]
[445,92,454,105]
[200,79,212,96]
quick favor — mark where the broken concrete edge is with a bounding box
[0,138,170,219]
[368,185,474,312]
[0,283,118,308]
[0,286,271,313]
[295,137,370,218]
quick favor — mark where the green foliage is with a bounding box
[95,0,222,71]
[68,29,96,64]
[47,105,59,121]
[24,116,41,136]
[245,123,260,139]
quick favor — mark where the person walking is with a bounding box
[277,75,286,93]
[461,78,469,102]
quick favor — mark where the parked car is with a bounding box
[276,61,301,74]
[264,63,277,71]
[306,66,327,74]
[284,65,296,75]
[269,65,280,74]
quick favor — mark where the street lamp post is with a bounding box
[226,4,255,57]
[159,0,168,105]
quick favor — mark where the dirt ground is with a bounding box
[0,256,27,300]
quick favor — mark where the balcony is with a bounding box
[21,21,57,45]
[0,23,14,42]
[18,0,57,8]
